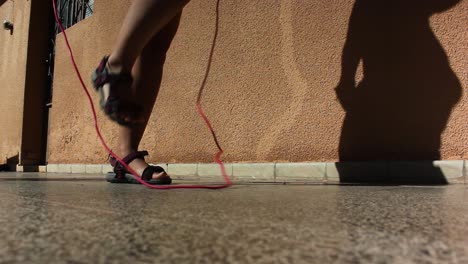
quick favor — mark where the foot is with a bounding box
[110,150,171,182]
[126,156,169,181]
[92,56,143,126]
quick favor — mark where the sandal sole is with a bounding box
[106,172,172,185]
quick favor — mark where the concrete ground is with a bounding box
[0,173,467,264]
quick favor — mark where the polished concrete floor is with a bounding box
[0,174,467,263]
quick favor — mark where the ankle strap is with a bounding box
[109,150,149,167]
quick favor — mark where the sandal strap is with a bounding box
[110,150,149,167]
[110,151,149,177]
[122,150,148,164]
[92,56,133,89]
[141,165,166,181]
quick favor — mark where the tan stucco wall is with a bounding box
[48,0,467,164]
[0,0,30,166]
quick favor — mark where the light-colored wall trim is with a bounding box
[37,161,467,184]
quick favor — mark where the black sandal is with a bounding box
[91,56,142,126]
[106,151,172,185]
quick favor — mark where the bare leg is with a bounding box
[99,0,189,126]
[114,14,182,179]
[108,0,189,72]
[94,0,189,179]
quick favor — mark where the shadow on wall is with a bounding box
[0,154,19,172]
[334,0,462,184]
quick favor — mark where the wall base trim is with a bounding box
[43,161,467,185]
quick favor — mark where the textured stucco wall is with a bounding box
[0,0,30,166]
[48,0,467,164]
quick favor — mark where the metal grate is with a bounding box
[54,0,94,33]
[46,0,94,106]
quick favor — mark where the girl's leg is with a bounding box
[115,13,182,179]
[100,0,190,125]
[108,0,189,72]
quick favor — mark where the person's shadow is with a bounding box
[335,0,462,184]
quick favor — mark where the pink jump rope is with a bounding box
[52,0,232,189]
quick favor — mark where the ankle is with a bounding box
[115,146,135,157]
[108,55,131,73]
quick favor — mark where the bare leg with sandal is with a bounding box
[91,0,190,184]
